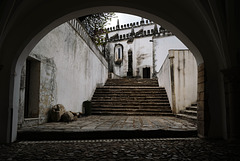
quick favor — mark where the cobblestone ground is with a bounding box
[1,138,240,160]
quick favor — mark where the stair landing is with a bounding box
[18,115,197,141]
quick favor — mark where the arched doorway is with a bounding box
[0,1,233,143]
[127,50,133,77]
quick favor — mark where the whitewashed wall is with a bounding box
[108,36,153,78]
[157,56,172,107]
[153,35,188,72]
[107,34,188,78]
[18,20,108,125]
[34,22,108,112]
[157,50,198,114]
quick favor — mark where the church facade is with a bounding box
[104,19,188,78]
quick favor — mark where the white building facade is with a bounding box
[104,19,198,114]
[104,19,188,78]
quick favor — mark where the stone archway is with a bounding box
[0,0,233,143]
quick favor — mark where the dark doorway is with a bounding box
[127,50,133,77]
[24,58,40,118]
[143,67,150,78]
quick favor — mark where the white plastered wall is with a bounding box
[158,50,198,114]
[18,21,108,125]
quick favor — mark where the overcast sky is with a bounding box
[106,12,145,28]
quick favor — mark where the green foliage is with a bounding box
[79,13,115,46]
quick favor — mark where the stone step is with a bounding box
[91,97,169,101]
[91,108,172,113]
[98,86,162,89]
[94,90,167,93]
[106,79,158,82]
[92,102,170,108]
[93,95,168,98]
[92,100,169,104]
[90,78,172,116]
[91,105,171,110]
[93,93,168,97]
[92,103,171,107]
[105,80,159,86]
[93,93,167,97]
[95,88,165,91]
[180,110,197,116]
[105,83,158,86]
[176,114,197,123]
[92,98,169,104]
[91,111,174,116]
[105,78,158,82]
[186,106,198,111]
[95,90,166,94]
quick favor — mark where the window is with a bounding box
[114,44,123,65]
[118,48,121,59]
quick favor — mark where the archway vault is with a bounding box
[0,0,233,143]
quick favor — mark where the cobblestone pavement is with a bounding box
[1,138,240,160]
[19,116,196,132]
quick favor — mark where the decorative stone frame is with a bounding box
[114,44,123,65]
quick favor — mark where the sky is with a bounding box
[105,12,144,28]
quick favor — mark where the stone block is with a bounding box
[197,110,204,121]
[197,100,204,111]
[197,120,205,138]
[197,91,204,101]
[50,104,66,122]
[198,63,204,72]
[198,70,204,78]
[198,83,204,93]
[198,76,205,84]
[61,111,74,122]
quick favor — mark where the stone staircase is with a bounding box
[176,104,197,124]
[91,78,173,116]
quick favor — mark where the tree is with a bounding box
[79,13,115,46]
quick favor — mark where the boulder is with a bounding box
[50,104,66,122]
[70,111,78,121]
[61,111,74,122]
[70,111,77,116]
